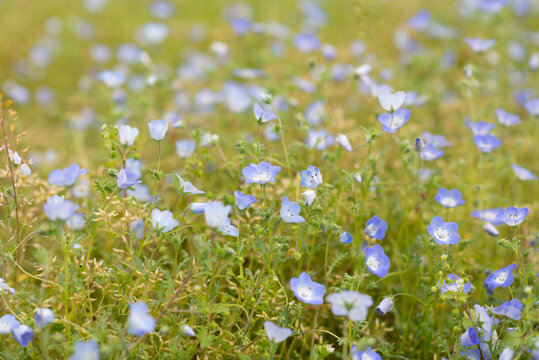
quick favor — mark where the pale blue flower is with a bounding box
[375,297,394,315]
[117,168,142,189]
[427,216,460,245]
[218,218,238,237]
[151,209,178,233]
[175,140,196,158]
[204,201,231,228]
[234,191,257,210]
[471,208,504,226]
[484,264,516,290]
[264,321,292,343]
[420,144,444,161]
[182,324,195,337]
[511,164,537,181]
[465,38,496,53]
[336,134,352,151]
[289,272,325,305]
[292,77,316,93]
[242,161,281,184]
[48,164,88,187]
[0,314,19,334]
[35,308,54,329]
[351,346,382,360]
[325,291,373,321]
[461,327,480,348]
[365,215,388,240]
[305,128,334,150]
[176,174,204,195]
[127,302,155,336]
[69,340,100,360]
[495,108,520,126]
[43,195,79,221]
[439,274,472,294]
[378,108,410,133]
[364,245,391,277]
[497,206,529,226]
[148,119,168,141]
[466,119,496,135]
[339,232,353,244]
[300,165,323,189]
[435,188,465,208]
[293,33,320,53]
[378,90,405,112]
[11,325,33,347]
[474,134,501,153]
[118,124,139,146]
[98,70,125,87]
[304,100,325,125]
[422,131,452,147]
[302,190,316,206]
[492,298,523,320]
[253,103,279,123]
[280,196,305,223]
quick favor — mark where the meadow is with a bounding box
[0,0,538,359]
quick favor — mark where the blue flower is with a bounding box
[304,100,325,125]
[326,291,373,321]
[175,140,196,158]
[43,195,80,221]
[484,264,516,290]
[117,168,142,189]
[0,314,19,334]
[495,108,521,126]
[471,208,505,226]
[461,327,480,348]
[300,165,323,189]
[409,10,431,30]
[375,297,394,315]
[151,209,178,233]
[302,190,317,206]
[439,274,472,294]
[280,196,305,223]
[378,90,405,112]
[460,348,481,360]
[465,38,496,53]
[253,103,279,123]
[234,191,257,210]
[48,164,88,187]
[305,128,334,150]
[242,161,281,184]
[190,202,206,214]
[511,164,537,181]
[148,119,168,141]
[131,219,145,239]
[204,201,231,228]
[229,17,251,35]
[427,216,460,245]
[35,308,54,329]
[483,223,499,237]
[11,324,33,347]
[127,302,155,336]
[182,325,196,337]
[524,98,539,116]
[339,232,353,244]
[98,70,125,87]
[364,245,390,277]
[118,124,139,146]
[420,144,444,161]
[176,174,204,195]
[377,108,410,133]
[466,119,496,135]
[69,340,100,360]
[492,298,523,320]
[0,278,15,295]
[473,134,501,153]
[289,272,325,305]
[336,134,353,151]
[497,206,529,226]
[293,33,320,53]
[293,77,316,93]
[435,188,465,208]
[264,321,293,343]
[351,346,382,360]
[218,218,239,237]
[414,137,426,151]
[422,131,452,147]
[365,215,388,240]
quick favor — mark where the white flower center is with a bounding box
[441,198,457,207]
[297,285,313,300]
[435,227,449,241]
[367,255,380,270]
[366,224,377,236]
[254,171,271,182]
[495,271,508,284]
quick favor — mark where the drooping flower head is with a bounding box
[336,134,353,151]
[375,297,394,315]
[325,291,373,321]
[484,264,517,290]
[300,165,323,189]
[427,216,460,245]
[289,272,326,305]
[280,196,305,223]
[234,191,257,210]
[364,245,390,277]
[127,302,155,336]
[435,188,465,208]
[264,321,293,343]
[497,206,529,226]
[365,215,388,240]
[48,164,88,187]
[242,161,281,184]
[176,174,204,195]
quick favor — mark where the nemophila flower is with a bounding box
[465,38,496,53]
[497,206,529,226]
[233,191,257,210]
[264,123,280,141]
[321,43,337,59]
[12,325,33,347]
[364,245,390,277]
[44,195,79,221]
[48,164,88,187]
[131,219,145,239]
[289,272,325,305]
[148,119,168,141]
[461,327,480,348]
[204,201,231,228]
[376,297,394,315]
[435,188,465,208]
[460,348,481,360]
[336,134,352,151]
[190,203,206,214]
[0,278,15,295]
[175,140,196,158]
[511,164,537,181]
[466,119,496,135]
[264,321,292,343]
[326,291,373,321]
[499,348,514,360]
[473,134,501,153]
[378,90,405,112]
[471,208,504,226]
[351,346,382,360]
[150,0,175,19]
[0,315,19,333]
[409,9,431,30]
[176,174,204,195]
[492,298,523,320]
[181,324,196,337]
[484,264,517,290]
[280,196,305,223]
[365,215,388,240]
[218,218,238,237]
[242,161,281,184]
[305,128,334,150]
[302,190,316,206]
[524,98,539,116]
[294,33,320,52]
[377,108,410,133]
[354,173,362,183]
[127,302,155,336]
[420,144,444,161]
[305,100,325,125]
[118,124,139,146]
[483,223,499,237]
[340,232,353,244]
[151,209,178,233]
[98,70,125,87]
[253,103,279,123]
[422,131,452,147]
[117,168,142,189]
[69,340,100,360]
[293,76,316,93]
[127,184,152,203]
[300,166,323,188]
[414,137,426,151]
[427,216,460,245]
[439,274,472,294]
[35,308,54,329]
[495,108,520,126]
[474,305,496,341]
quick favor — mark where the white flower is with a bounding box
[182,325,196,337]
[378,90,405,112]
[151,208,178,233]
[148,119,168,141]
[336,134,353,151]
[264,321,293,343]
[118,124,139,146]
[325,291,373,321]
[302,190,317,206]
